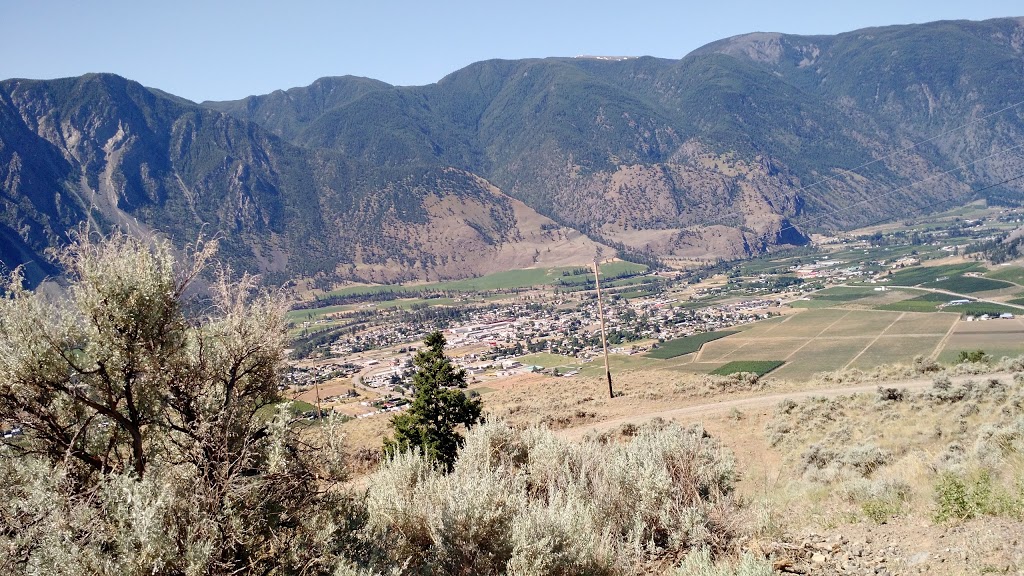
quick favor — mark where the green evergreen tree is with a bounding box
[383,331,482,470]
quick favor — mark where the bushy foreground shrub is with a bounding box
[668,548,774,576]
[363,420,746,575]
[0,232,356,576]
[933,469,1024,522]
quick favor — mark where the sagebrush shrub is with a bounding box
[668,547,774,576]
[365,420,742,575]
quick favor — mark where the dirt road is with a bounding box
[561,371,1014,439]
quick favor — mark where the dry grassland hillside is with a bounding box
[341,357,1024,574]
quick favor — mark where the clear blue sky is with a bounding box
[2,0,1020,103]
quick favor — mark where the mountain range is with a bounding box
[3,17,1024,286]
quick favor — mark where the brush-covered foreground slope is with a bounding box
[210,17,1024,258]
[0,74,603,285]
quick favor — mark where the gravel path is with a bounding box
[561,372,1013,440]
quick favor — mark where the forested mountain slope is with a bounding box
[4,17,1024,284]
[0,74,601,286]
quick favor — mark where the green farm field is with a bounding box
[923,276,1015,294]
[882,312,958,335]
[653,308,991,381]
[787,286,880,309]
[287,304,353,323]
[697,337,806,363]
[791,287,926,310]
[955,302,1023,316]
[876,292,953,313]
[820,311,902,337]
[760,309,851,338]
[517,353,584,371]
[884,263,981,286]
[314,261,648,300]
[728,315,788,337]
[769,337,875,380]
[645,331,738,359]
[286,297,460,326]
[579,354,665,376]
[985,265,1024,285]
[710,360,785,376]
[517,352,663,376]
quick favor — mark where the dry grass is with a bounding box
[884,312,958,335]
[761,365,1024,530]
[846,335,944,370]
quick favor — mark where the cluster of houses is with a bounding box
[440,296,778,361]
[354,395,410,419]
[284,362,360,390]
[289,292,780,411]
[327,322,421,356]
[965,312,1016,321]
[793,258,862,280]
[792,255,928,282]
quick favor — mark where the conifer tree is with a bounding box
[384,331,482,470]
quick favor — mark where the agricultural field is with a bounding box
[936,317,1024,363]
[696,336,806,363]
[730,315,790,337]
[761,308,851,338]
[845,335,946,370]
[788,286,880,309]
[923,275,1015,294]
[516,353,585,371]
[287,261,651,327]
[884,263,981,286]
[653,308,973,381]
[603,276,652,288]
[314,261,648,299]
[371,297,459,310]
[882,312,958,335]
[953,302,1023,316]
[821,310,902,337]
[876,292,956,313]
[287,304,353,323]
[516,352,663,377]
[985,265,1024,285]
[769,337,875,380]
[645,330,738,359]
[579,354,665,376]
[709,360,785,376]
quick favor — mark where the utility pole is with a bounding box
[313,372,325,420]
[593,259,614,399]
